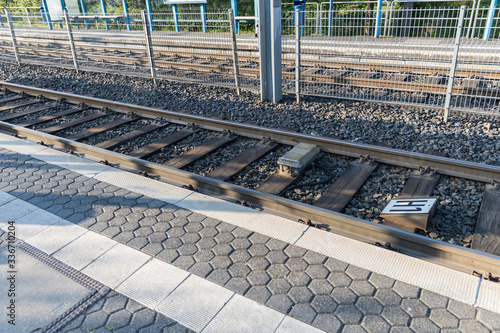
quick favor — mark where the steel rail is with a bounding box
[0,102,498,277]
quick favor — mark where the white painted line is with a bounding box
[275,316,326,333]
[156,274,234,332]
[82,243,150,288]
[202,293,284,333]
[0,199,39,227]
[295,227,480,306]
[1,209,63,240]
[25,220,88,255]
[176,192,308,245]
[31,148,113,178]
[93,168,192,204]
[116,258,190,309]
[52,231,117,270]
[0,132,48,155]
[476,279,500,314]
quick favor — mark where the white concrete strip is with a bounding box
[0,208,63,240]
[30,148,113,178]
[275,316,326,333]
[295,227,480,306]
[202,293,284,333]
[0,191,16,206]
[176,192,308,245]
[116,258,190,309]
[476,280,500,314]
[81,243,150,288]
[156,274,234,332]
[93,168,192,204]
[52,231,117,270]
[0,132,48,155]
[25,220,88,255]
[0,199,40,227]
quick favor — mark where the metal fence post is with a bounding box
[295,9,301,103]
[0,12,3,27]
[64,10,79,73]
[444,5,466,123]
[5,10,21,66]
[24,7,32,27]
[229,9,241,96]
[141,10,157,84]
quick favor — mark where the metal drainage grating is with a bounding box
[17,240,110,333]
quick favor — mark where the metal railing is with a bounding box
[283,6,500,117]
[0,9,256,92]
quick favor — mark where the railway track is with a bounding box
[1,82,499,278]
[1,32,500,101]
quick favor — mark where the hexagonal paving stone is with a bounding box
[210,256,233,270]
[477,309,500,331]
[193,250,215,263]
[267,264,290,278]
[447,299,476,320]
[429,308,459,329]
[141,243,164,256]
[166,227,186,238]
[129,308,156,329]
[287,271,312,287]
[107,309,133,330]
[375,289,403,307]
[134,227,154,238]
[266,294,294,313]
[311,295,338,313]
[328,272,353,288]
[361,315,390,333]
[332,288,357,305]
[247,271,271,286]
[266,278,292,295]
[393,281,421,299]
[381,307,410,326]
[308,280,334,295]
[199,227,218,238]
[350,280,375,297]
[177,243,198,256]
[305,264,329,279]
[284,245,307,258]
[156,249,180,263]
[212,243,234,256]
[207,269,232,285]
[225,277,251,294]
[231,238,251,250]
[458,319,490,333]
[345,266,371,281]
[401,298,430,318]
[196,238,216,250]
[245,286,272,303]
[229,250,251,263]
[139,217,158,227]
[410,317,440,333]
[248,243,270,257]
[231,227,253,238]
[335,304,363,325]
[266,251,289,265]
[102,294,128,314]
[148,232,168,244]
[313,313,343,332]
[173,256,196,270]
[265,238,288,251]
[161,238,183,250]
[289,287,314,303]
[228,263,251,278]
[215,222,236,233]
[284,257,309,271]
[247,257,271,271]
[356,297,384,316]
[127,237,149,250]
[183,222,203,233]
[180,232,201,244]
[303,251,327,265]
[200,217,220,228]
[368,273,395,289]
[82,310,109,329]
[290,304,318,324]
[190,262,214,278]
[419,290,449,309]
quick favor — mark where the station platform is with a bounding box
[1,131,500,333]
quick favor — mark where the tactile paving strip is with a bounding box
[17,240,110,333]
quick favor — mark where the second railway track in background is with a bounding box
[1,35,500,101]
[1,82,499,279]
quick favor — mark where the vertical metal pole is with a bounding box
[80,0,89,29]
[483,0,497,40]
[229,9,241,95]
[122,0,131,31]
[231,0,239,34]
[295,9,301,103]
[0,12,3,27]
[374,0,383,37]
[328,0,333,36]
[467,0,476,38]
[145,0,153,32]
[444,6,466,123]
[201,4,207,33]
[315,3,320,35]
[471,0,481,38]
[100,0,109,30]
[271,0,282,103]
[384,0,390,36]
[41,0,53,30]
[64,10,79,73]
[141,10,157,84]
[172,4,179,32]
[5,10,21,66]
[24,8,32,27]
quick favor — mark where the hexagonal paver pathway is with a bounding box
[1,149,500,333]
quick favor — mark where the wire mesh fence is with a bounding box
[283,6,500,116]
